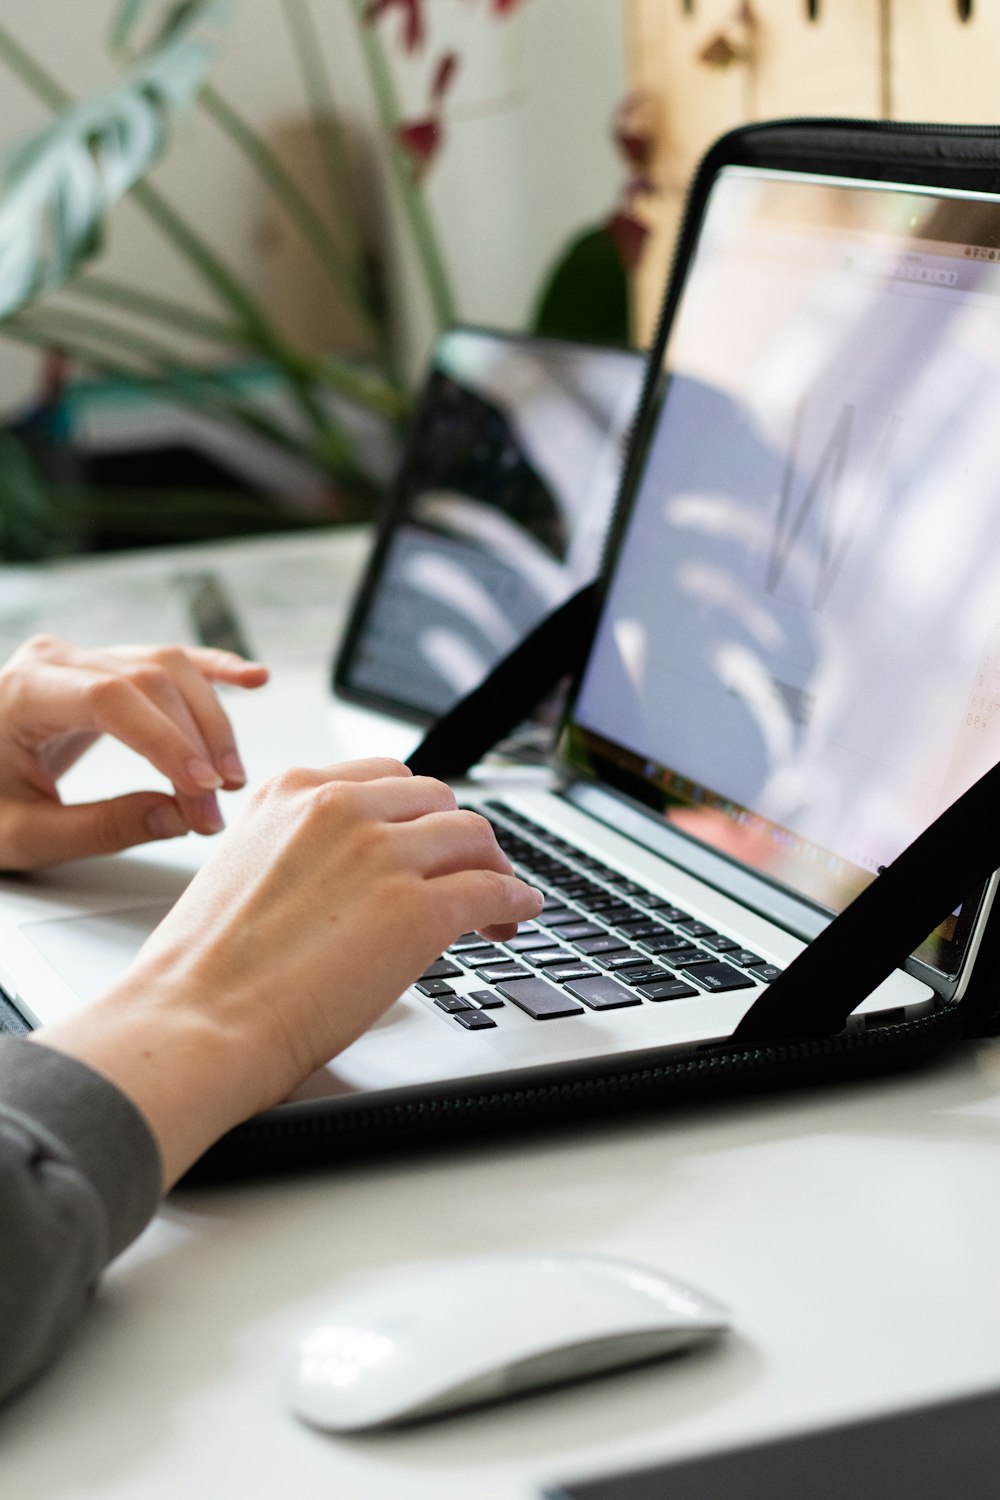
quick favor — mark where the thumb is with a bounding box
[0,793,190,869]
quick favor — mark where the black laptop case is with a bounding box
[191,117,1000,1177]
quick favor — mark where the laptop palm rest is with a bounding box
[20,904,172,1004]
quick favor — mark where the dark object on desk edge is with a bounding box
[175,569,255,660]
[544,1382,1000,1499]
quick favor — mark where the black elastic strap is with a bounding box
[406,583,600,780]
[735,754,1000,1040]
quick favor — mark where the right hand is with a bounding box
[36,759,543,1185]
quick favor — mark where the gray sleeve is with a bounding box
[0,1037,162,1406]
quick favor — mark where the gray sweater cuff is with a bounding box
[0,1037,162,1259]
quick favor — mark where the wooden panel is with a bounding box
[626,0,751,340]
[753,0,882,119]
[892,0,1000,122]
[626,0,884,341]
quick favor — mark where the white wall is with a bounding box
[0,0,628,412]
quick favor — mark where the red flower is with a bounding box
[607,210,650,272]
[431,52,460,104]
[614,94,655,173]
[396,117,442,177]
[365,0,426,53]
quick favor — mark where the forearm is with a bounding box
[0,1038,161,1406]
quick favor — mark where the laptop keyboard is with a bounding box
[417,801,783,1031]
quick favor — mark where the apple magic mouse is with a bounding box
[279,1250,731,1432]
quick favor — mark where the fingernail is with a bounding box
[530,886,546,910]
[186,757,224,790]
[195,795,225,834]
[146,805,187,840]
[221,751,245,785]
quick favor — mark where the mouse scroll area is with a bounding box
[280,1252,731,1432]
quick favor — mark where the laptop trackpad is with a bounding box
[22,904,173,1003]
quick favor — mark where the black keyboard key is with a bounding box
[468,990,505,1009]
[681,962,756,992]
[749,963,783,983]
[564,976,641,1010]
[506,930,560,953]
[595,951,647,971]
[420,958,463,980]
[557,923,607,942]
[732,950,764,968]
[496,977,585,1019]
[454,1009,497,1030]
[598,904,639,925]
[574,934,631,956]
[618,965,672,985]
[434,994,475,1013]
[417,979,457,997]
[642,900,687,919]
[477,962,531,983]
[616,922,666,940]
[545,962,601,983]
[701,934,741,953]
[449,934,490,952]
[585,893,624,912]
[531,949,574,968]
[677,920,717,939]
[536,907,581,927]
[461,947,505,967]
[660,948,709,969]
[639,933,696,955]
[636,979,700,1001]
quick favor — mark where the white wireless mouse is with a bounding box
[279,1251,731,1432]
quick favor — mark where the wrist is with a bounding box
[35,961,280,1189]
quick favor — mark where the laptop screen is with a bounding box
[336,328,646,723]
[567,166,1000,974]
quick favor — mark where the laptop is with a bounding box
[3,162,999,1115]
[333,325,647,732]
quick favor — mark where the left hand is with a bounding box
[0,634,268,869]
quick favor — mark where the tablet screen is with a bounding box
[335,328,646,723]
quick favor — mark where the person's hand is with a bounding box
[36,758,543,1186]
[0,634,269,869]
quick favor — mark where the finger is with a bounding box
[142,649,250,789]
[339,773,457,824]
[4,663,226,796]
[388,808,515,878]
[83,671,231,795]
[174,788,225,837]
[429,868,544,944]
[168,646,269,686]
[0,792,189,869]
[309,758,414,785]
[88,648,254,790]
[93,643,268,689]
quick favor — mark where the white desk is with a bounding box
[3,530,1000,1498]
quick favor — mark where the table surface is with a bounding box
[3,529,1000,1500]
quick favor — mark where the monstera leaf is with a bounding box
[0,0,229,320]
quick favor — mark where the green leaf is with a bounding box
[530,224,630,347]
[110,0,156,52]
[0,0,230,320]
[0,430,59,561]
